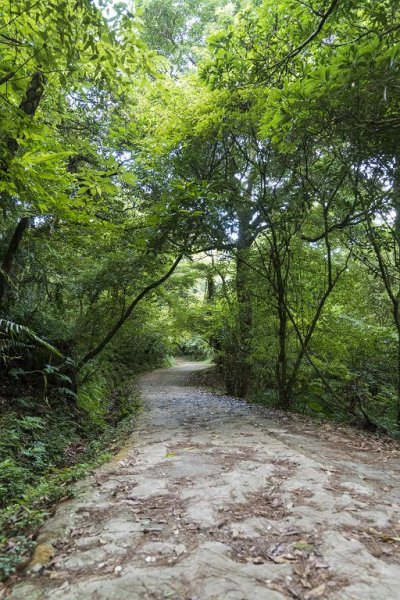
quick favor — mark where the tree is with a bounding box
[0,0,152,307]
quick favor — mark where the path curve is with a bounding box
[8,361,400,599]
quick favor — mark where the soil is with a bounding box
[4,360,400,599]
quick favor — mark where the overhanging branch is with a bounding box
[79,254,184,367]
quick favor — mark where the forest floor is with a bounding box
[4,360,400,600]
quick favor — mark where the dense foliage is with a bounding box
[1,0,400,579]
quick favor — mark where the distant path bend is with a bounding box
[9,360,400,599]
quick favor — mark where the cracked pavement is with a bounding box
[7,360,400,600]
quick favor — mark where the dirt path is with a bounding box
[7,361,400,599]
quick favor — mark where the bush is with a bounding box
[176,335,212,360]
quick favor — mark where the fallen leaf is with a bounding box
[320,466,341,473]
[304,583,327,598]
[30,543,55,567]
[315,562,329,569]
[380,534,400,543]
[102,564,116,573]
[293,541,315,552]
[268,553,297,564]
[165,452,176,458]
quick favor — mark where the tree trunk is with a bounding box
[205,254,216,302]
[0,72,46,307]
[276,279,290,408]
[0,217,30,307]
[231,245,253,397]
[397,322,400,428]
[226,205,254,398]
[392,161,400,427]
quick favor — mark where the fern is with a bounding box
[0,319,62,364]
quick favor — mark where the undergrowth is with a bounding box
[0,371,142,582]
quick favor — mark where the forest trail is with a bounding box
[8,361,400,600]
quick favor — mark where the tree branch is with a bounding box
[266,0,341,76]
[79,255,184,367]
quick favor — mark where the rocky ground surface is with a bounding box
[4,360,400,600]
